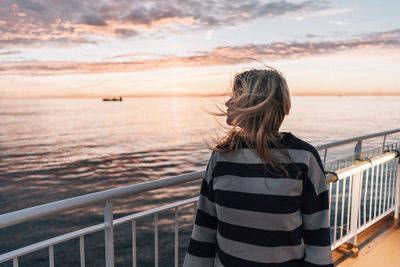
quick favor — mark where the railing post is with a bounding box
[323,149,328,168]
[132,220,137,267]
[348,171,362,255]
[383,134,387,150]
[104,201,114,267]
[80,236,85,267]
[355,141,362,160]
[174,208,179,267]
[394,158,400,229]
[154,213,159,267]
[49,245,54,267]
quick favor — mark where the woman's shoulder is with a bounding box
[280,132,314,150]
[281,132,319,153]
[282,132,324,167]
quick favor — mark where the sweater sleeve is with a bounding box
[300,151,333,267]
[183,152,217,267]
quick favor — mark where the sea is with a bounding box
[1,96,400,266]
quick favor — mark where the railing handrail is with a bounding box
[0,171,204,230]
[315,128,400,150]
[325,151,400,183]
[0,128,399,230]
[0,197,200,263]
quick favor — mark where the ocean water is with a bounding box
[0,96,400,266]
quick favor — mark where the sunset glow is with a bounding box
[0,0,399,97]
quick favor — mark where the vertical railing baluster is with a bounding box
[369,166,375,221]
[333,181,339,241]
[378,163,385,216]
[349,171,362,246]
[387,161,393,210]
[154,213,159,267]
[392,160,397,208]
[393,160,397,203]
[175,208,179,267]
[328,183,332,219]
[386,161,391,211]
[390,160,395,208]
[374,164,380,218]
[12,258,18,267]
[49,245,54,267]
[394,158,400,229]
[80,236,85,267]
[388,160,393,209]
[346,176,352,235]
[363,169,369,225]
[358,172,363,228]
[340,178,346,238]
[132,220,137,267]
[387,160,394,209]
[328,163,333,220]
[104,201,114,267]
[383,162,389,212]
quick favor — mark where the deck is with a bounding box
[335,215,400,266]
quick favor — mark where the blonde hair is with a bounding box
[214,67,291,173]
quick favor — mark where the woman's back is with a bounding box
[184,132,333,266]
[183,68,333,266]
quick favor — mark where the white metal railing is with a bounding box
[326,148,400,250]
[0,128,400,266]
[0,172,204,267]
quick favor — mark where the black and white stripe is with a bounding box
[184,133,333,267]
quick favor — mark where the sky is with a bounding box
[0,0,399,98]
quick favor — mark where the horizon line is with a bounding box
[1,92,400,99]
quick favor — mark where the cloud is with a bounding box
[105,52,160,60]
[0,0,332,47]
[114,28,138,37]
[330,20,348,26]
[329,18,360,26]
[207,29,215,40]
[2,29,399,76]
[294,7,353,19]
[0,50,22,56]
[80,13,107,26]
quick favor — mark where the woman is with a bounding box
[183,68,333,267]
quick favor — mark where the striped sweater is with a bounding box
[183,133,333,267]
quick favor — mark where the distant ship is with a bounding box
[103,96,122,102]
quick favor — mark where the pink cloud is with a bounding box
[1,29,399,76]
[0,0,328,47]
